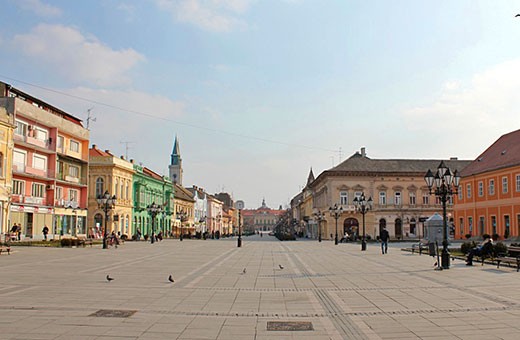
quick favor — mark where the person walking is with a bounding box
[42,225,49,241]
[380,227,390,254]
[16,224,22,241]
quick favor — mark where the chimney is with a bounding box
[130,159,134,164]
[92,144,96,149]
[120,155,125,160]
[361,147,366,157]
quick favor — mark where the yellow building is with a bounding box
[88,145,134,238]
[0,103,14,236]
[173,183,195,238]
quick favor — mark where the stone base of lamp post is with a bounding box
[361,239,367,251]
[441,241,450,269]
[237,237,242,247]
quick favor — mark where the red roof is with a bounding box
[461,129,520,176]
[89,145,112,157]
[143,167,163,180]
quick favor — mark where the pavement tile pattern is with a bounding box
[0,235,519,339]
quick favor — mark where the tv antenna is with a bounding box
[86,107,96,130]
[120,141,134,160]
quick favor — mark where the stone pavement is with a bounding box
[0,235,519,339]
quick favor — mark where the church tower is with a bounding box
[169,135,183,185]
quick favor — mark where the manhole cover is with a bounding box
[267,321,313,331]
[90,309,137,318]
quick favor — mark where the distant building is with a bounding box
[454,129,520,240]
[242,199,285,233]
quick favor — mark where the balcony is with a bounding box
[24,196,45,205]
[14,133,53,153]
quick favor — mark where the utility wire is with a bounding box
[1,75,338,153]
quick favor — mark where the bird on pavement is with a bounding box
[279,264,284,270]
[168,275,174,283]
[242,268,246,274]
[106,275,114,282]
[516,14,520,17]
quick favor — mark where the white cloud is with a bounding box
[402,58,520,157]
[11,24,145,87]
[155,0,253,32]
[15,0,62,17]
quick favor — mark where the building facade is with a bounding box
[303,148,471,241]
[454,129,520,240]
[1,82,89,240]
[88,145,134,238]
[173,183,195,237]
[0,102,14,236]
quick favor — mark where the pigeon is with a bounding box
[242,268,246,274]
[516,14,520,17]
[168,275,174,283]
[279,264,284,270]
[106,275,114,282]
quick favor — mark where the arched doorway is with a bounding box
[395,218,403,240]
[343,218,359,240]
[94,213,103,238]
[379,218,387,236]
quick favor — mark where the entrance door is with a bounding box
[379,219,387,237]
[395,218,402,239]
[26,212,33,238]
[343,218,359,240]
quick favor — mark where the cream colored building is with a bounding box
[173,183,195,237]
[88,145,134,237]
[0,104,14,236]
[302,148,471,241]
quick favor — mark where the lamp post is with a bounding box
[353,193,373,251]
[236,201,244,247]
[313,210,325,242]
[424,161,460,270]
[329,204,343,245]
[147,202,161,244]
[177,209,187,241]
[96,191,116,249]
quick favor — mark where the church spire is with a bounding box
[306,167,315,187]
[169,135,183,185]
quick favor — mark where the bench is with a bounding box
[0,245,10,255]
[411,241,430,255]
[496,246,520,272]
[77,237,93,247]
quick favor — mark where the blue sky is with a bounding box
[1,0,520,209]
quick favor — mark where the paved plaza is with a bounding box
[1,235,520,339]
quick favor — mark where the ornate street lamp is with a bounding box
[353,193,373,251]
[176,209,187,241]
[147,202,161,244]
[236,201,244,248]
[329,204,343,245]
[96,191,116,249]
[424,161,460,270]
[313,210,325,242]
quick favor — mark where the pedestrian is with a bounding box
[330,233,333,241]
[137,228,142,240]
[17,223,22,241]
[380,227,390,254]
[42,225,49,241]
[466,235,493,266]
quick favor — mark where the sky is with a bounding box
[1,0,520,209]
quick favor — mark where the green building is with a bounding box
[132,163,174,238]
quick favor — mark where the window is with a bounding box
[96,177,104,197]
[57,135,64,150]
[34,127,48,141]
[394,192,401,205]
[458,185,463,200]
[0,152,3,177]
[55,186,63,200]
[340,191,348,205]
[468,217,473,234]
[115,179,119,197]
[505,215,510,239]
[516,174,520,192]
[422,193,429,205]
[13,149,26,170]
[69,189,78,202]
[126,183,129,200]
[479,216,485,235]
[502,176,508,194]
[15,120,28,136]
[379,192,386,205]
[120,181,124,200]
[409,192,416,206]
[491,216,497,235]
[489,179,495,195]
[478,181,483,197]
[68,165,79,178]
[13,180,24,195]
[33,154,47,170]
[32,183,45,198]
[70,140,79,152]
[459,218,464,236]
[467,184,472,198]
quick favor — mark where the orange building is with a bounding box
[454,129,520,240]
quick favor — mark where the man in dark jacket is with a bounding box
[380,227,390,254]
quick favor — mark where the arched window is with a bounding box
[95,177,104,197]
[410,218,417,236]
[379,218,387,236]
[115,179,119,197]
[395,218,403,239]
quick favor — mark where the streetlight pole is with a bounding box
[96,191,116,250]
[314,210,324,242]
[353,193,373,251]
[329,204,343,245]
[424,161,460,270]
[146,202,161,244]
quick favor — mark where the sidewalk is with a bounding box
[0,235,519,339]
